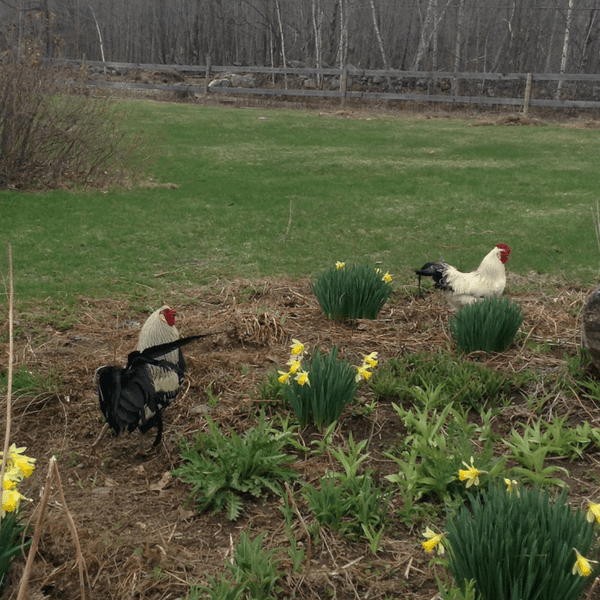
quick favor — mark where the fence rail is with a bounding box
[69,59,600,110]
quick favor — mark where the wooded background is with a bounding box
[1,0,598,85]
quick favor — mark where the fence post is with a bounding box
[205,55,211,94]
[340,66,347,108]
[523,72,533,117]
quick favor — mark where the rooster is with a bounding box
[96,335,204,449]
[415,243,511,311]
[94,305,202,451]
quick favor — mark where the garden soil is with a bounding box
[2,276,600,600]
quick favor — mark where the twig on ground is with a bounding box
[16,456,89,600]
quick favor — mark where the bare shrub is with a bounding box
[0,15,143,190]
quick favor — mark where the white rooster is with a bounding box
[415,243,511,311]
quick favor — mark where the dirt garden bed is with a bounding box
[2,275,600,600]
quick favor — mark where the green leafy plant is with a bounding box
[225,532,282,600]
[386,399,504,507]
[301,436,391,546]
[514,416,594,459]
[188,532,281,600]
[312,262,393,320]
[188,576,243,600]
[503,428,570,487]
[434,573,478,600]
[450,296,524,354]
[173,411,298,520]
[444,484,600,600]
[371,352,511,408]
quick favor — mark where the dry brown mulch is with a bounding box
[2,276,600,600]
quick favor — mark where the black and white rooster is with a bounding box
[95,305,204,450]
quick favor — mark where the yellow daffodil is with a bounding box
[4,444,36,478]
[2,488,27,516]
[2,467,23,491]
[587,501,600,525]
[290,339,305,356]
[504,478,519,494]
[458,457,486,488]
[355,364,372,382]
[382,272,392,283]
[286,358,303,375]
[572,548,597,577]
[335,261,345,270]
[421,527,445,555]
[295,371,310,386]
[363,352,378,368]
[278,370,291,385]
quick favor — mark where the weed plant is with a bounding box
[450,296,524,354]
[173,411,298,520]
[386,400,504,509]
[371,352,511,408]
[312,263,393,320]
[189,532,281,600]
[284,346,359,428]
[301,436,391,545]
[225,532,281,600]
[445,485,600,600]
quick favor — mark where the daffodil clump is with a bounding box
[280,340,378,428]
[427,463,600,600]
[0,444,35,586]
[1,444,35,517]
[312,262,393,321]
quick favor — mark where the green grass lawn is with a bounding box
[2,102,600,305]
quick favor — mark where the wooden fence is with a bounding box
[68,59,600,111]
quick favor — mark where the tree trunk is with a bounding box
[555,0,574,100]
[452,0,466,96]
[311,0,324,87]
[411,0,436,71]
[275,0,288,88]
[369,0,392,88]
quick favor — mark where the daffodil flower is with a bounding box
[1,488,27,517]
[421,527,445,555]
[363,352,378,368]
[2,467,23,491]
[572,548,597,577]
[355,364,372,382]
[295,371,310,386]
[586,501,600,525]
[290,339,305,356]
[278,370,291,385]
[458,457,486,488]
[335,261,345,270]
[4,444,36,478]
[286,358,303,375]
[382,272,392,283]
[504,478,519,494]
